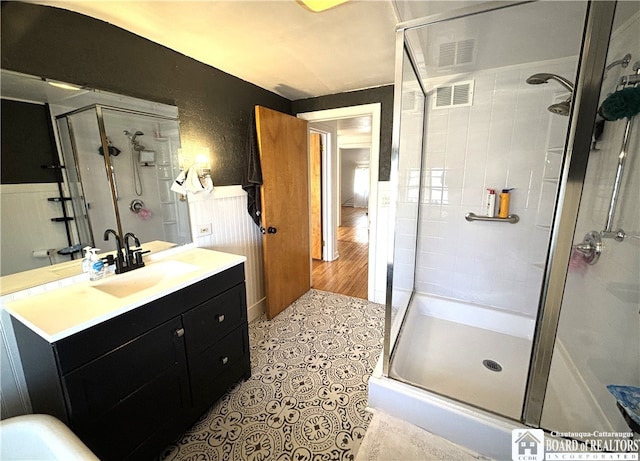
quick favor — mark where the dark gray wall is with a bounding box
[1,2,394,185]
[293,86,394,181]
[1,99,59,184]
[0,1,291,186]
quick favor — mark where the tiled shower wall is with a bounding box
[414,57,577,318]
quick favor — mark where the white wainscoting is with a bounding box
[0,183,73,275]
[188,186,266,322]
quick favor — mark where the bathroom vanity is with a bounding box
[5,248,251,461]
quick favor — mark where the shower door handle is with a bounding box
[110,165,119,201]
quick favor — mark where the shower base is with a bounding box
[389,293,534,419]
[368,293,536,459]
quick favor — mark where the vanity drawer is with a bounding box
[182,282,246,354]
[188,324,250,414]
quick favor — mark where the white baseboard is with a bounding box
[248,297,266,323]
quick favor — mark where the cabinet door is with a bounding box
[182,283,247,353]
[62,316,190,461]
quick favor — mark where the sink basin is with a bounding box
[92,260,199,298]
[0,414,99,460]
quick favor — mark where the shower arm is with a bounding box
[550,76,575,93]
[605,53,631,74]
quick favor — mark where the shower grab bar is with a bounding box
[465,212,519,224]
[601,64,639,242]
[601,115,632,242]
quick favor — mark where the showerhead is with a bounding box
[526,73,575,92]
[526,73,574,116]
[123,130,144,143]
[547,99,572,116]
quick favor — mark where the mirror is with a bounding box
[1,69,192,290]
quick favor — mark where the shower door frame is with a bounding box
[384,0,618,427]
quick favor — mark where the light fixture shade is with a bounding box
[47,80,82,91]
[299,0,349,12]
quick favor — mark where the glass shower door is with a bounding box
[388,1,589,420]
[58,108,119,247]
[56,116,94,248]
[540,4,640,437]
[390,51,426,317]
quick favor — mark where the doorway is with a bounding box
[297,104,381,301]
[313,146,370,298]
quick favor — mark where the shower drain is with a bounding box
[482,359,503,372]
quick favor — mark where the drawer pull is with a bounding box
[221,356,229,365]
[175,328,185,338]
[217,314,225,323]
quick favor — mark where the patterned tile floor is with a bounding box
[161,289,385,461]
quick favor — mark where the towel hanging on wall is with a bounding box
[241,110,263,227]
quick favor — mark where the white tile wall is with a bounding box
[414,58,577,317]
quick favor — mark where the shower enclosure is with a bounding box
[372,1,639,458]
[56,105,191,248]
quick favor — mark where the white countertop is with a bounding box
[0,240,178,296]
[3,248,246,343]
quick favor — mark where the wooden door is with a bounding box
[310,133,322,260]
[255,106,310,319]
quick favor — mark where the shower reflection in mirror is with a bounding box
[0,70,191,276]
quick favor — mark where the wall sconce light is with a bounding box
[195,147,211,179]
[45,79,84,91]
[172,146,213,196]
[299,0,349,12]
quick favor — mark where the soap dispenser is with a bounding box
[89,248,105,281]
[82,246,93,273]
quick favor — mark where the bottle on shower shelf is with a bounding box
[498,188,514,218]
[484,188,496,217]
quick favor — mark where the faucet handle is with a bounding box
[134,250,145,267]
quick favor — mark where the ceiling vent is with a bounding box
[432,80,474,110]
[438,39,476,67]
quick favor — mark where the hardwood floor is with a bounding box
[312,206,368,299]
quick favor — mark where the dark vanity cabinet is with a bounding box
[11,263,251,461]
